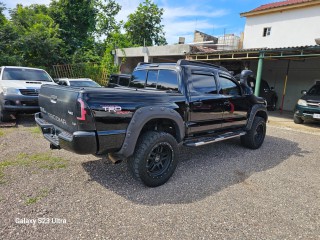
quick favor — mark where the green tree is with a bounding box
[49,0,121,61]
[0,2,21,65]
[0,2,6,24]
[124,0,167,46]
[8,4,64,67]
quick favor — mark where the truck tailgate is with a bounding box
[39,84,81,133]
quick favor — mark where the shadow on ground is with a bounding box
[82,135,307,205]
[16,114,37,127]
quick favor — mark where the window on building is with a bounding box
[263,27,271,37]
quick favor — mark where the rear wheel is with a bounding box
[241,116,266,149]
[128,131,179,187]
[293,115,304,124]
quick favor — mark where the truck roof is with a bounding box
[134,59,230,74]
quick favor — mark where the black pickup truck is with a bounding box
[35,60,268,187]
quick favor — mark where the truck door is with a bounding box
[218,74,249,129]
[188,70,224,134]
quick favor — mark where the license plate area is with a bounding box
[313,113,320,119]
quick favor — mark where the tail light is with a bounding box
[76,98,87,121]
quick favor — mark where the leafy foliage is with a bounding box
[0,0,167,74]
[124,0,167,46]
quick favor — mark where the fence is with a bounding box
[51,63,109,86]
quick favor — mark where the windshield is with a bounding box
[2,68,52,81]
[307,84,320,96]
[69,81,101,87]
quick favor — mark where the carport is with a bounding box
[188,45,320,111]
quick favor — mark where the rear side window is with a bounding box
[131,69,179,91]
[191,73,217,94]
[219,76,241,95]
[146,70,158,88]
[157,70,178,91]
[130,70,146,88]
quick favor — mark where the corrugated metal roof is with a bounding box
[190,45,320,55]
[252,0,314,12]
[240,0,319,16]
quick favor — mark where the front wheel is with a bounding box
[128,131,179,187]
[293,115,304,124]
[241,116,266,149]
[0,108,13,122]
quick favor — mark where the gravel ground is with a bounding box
[0,114,319,240]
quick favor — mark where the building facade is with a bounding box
[241,0,320,48]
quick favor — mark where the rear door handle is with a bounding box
[50,95,57,104]
[193,101,203,106]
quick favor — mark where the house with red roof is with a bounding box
[241,0,320,48]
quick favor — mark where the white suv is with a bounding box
[0,66,56,121]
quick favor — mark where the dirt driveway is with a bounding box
[0,114,319,239]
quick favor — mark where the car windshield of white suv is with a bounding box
[308,84,320,95]
[2,68,52,81]
[69,80,101,87]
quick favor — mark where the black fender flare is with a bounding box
[245,104,268,131]
[116,106,185,158]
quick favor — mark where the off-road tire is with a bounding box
[241,116,266,149]
[128,131,179,187]
[293,115,304,124]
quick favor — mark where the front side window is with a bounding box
[308,84,320,95]
[219,76,241,96]
[191,73,217,94]
[263,27,271,37]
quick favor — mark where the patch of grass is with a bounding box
[25,189,49,205]
[0,153,67,183]
[0,130,4,137]
[27,127,42,134]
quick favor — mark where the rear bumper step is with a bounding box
[35,112,97,155]
[184,131,246,147]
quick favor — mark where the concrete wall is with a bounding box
[243,5,320,48]
[115,44,191,73]
[248,58,320,111]
[115,45,190,58]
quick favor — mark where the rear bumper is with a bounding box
[35,112,97,154]
[294,104,320,121]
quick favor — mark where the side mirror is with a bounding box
[240,70,254,95]
[301,90,307,95]
[240,70,254,84]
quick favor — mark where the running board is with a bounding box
[184,131,246,147]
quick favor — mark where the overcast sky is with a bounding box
[1,0,272,44]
